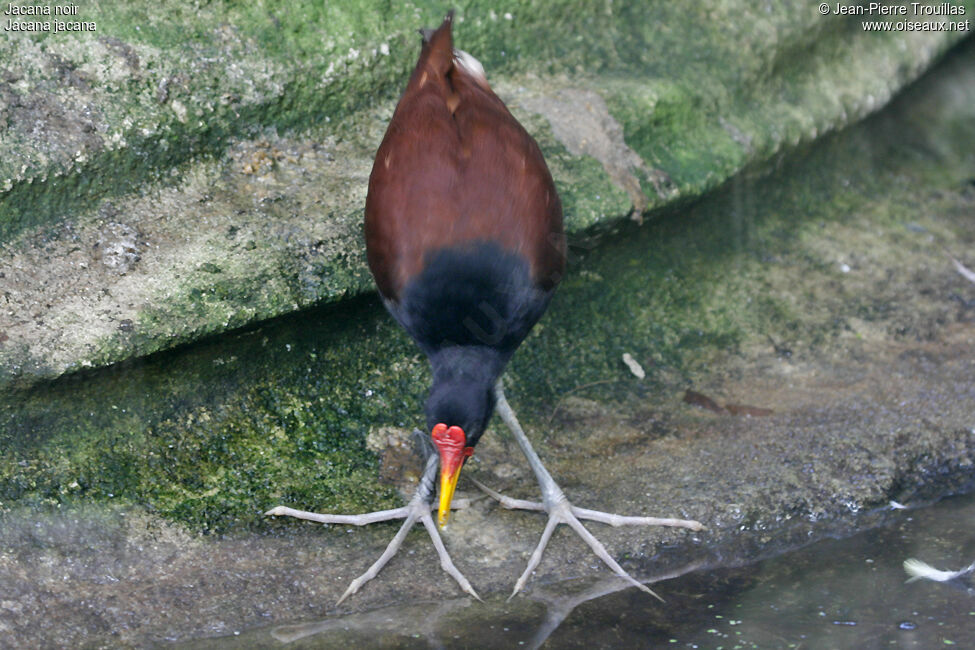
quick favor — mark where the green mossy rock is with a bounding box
[0,1,969,388]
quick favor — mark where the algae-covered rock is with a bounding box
[0,0,971,388]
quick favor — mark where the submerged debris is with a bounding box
[683,389,726,413]
[724,403,775,417]
[683,390,774,417]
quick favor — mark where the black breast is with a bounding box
[388,241,554,360]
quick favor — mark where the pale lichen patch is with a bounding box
[516,88,674,220]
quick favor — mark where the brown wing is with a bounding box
[364,14,565,302]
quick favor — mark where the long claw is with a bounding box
[562,511,664,602]
[335,511,420,605]
[420,511,482,601]
[570,506,704,531]
[510,514,561,600]
[469,477,545,511]
[264,505,411,525]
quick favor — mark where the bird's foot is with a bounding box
[488,382,704,600]
[471,477,702,600]
[266,453,480,604]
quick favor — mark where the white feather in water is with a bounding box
[903,558,975,583]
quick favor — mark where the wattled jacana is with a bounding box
[266,11,703,603]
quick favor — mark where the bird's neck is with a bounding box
[429,346,507,392]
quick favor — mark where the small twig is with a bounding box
[547,379,617,424]
[945,250,975,285]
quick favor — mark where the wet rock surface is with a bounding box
[1,325,972,647]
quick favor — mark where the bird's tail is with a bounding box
[417,10,455,78]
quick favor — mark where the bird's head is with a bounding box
[426,376,496,528]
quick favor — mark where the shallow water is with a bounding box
[186,492,975,649]
[547,493,975,649]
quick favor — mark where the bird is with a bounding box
[266,10,703,604]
